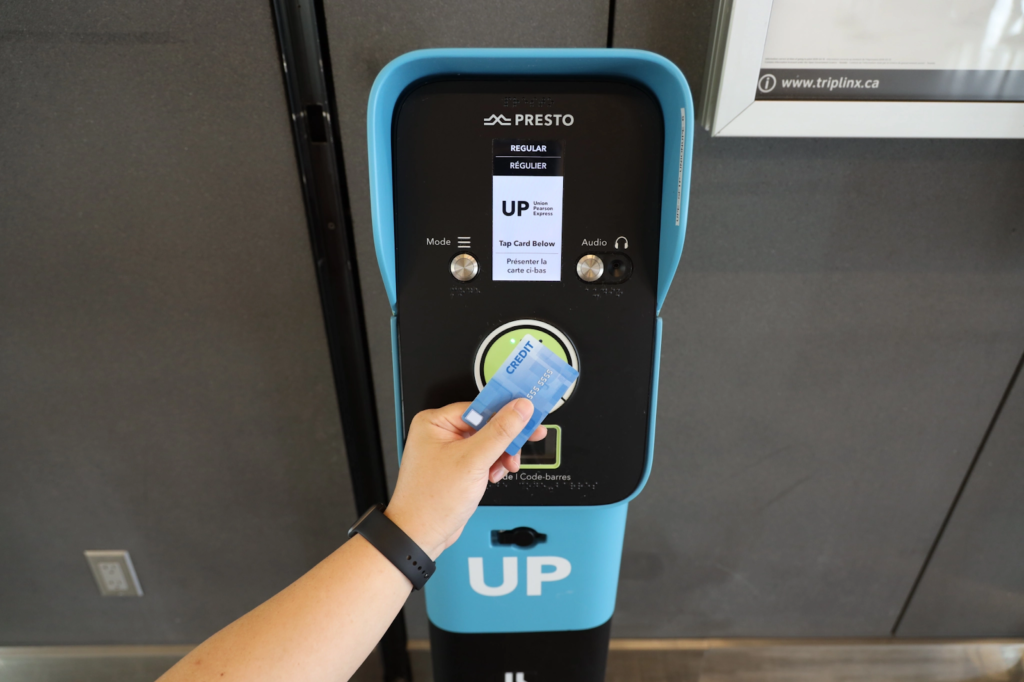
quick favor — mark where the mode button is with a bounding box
[450,253,479,282]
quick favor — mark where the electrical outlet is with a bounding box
[84,550,144,597]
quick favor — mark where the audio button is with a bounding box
[576,254,604,282]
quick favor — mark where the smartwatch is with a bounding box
[347,504,435,590]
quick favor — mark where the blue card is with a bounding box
[462,334,579,455]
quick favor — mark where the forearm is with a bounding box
[157,400,534,682]
[159,535,412,682]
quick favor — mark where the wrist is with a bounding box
[383,505,446,561]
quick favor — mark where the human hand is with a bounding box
[383,399,547,560]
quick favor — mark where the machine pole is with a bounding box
[269,1,413,680]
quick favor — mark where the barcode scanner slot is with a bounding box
[492,527,547,548]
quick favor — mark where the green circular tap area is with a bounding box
[482,328,570,383]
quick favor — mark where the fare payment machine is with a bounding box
[368,49,694,682]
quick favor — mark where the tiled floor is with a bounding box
[699,643,1024,682]
[351,645,706,681]
[1,641,1021,682]
[605,647,705,682]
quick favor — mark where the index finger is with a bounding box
[527,425,548,442]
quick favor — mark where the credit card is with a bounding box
[462,334,579,455]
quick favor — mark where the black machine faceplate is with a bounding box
[393,79,664,506]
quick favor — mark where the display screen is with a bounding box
[491,140,564,281]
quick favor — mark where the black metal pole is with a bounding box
[268,1,412,680]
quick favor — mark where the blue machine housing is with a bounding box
[369,49,693,634]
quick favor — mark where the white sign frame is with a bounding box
[702,0,1024,138]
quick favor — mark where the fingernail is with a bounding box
[512,398,533,421]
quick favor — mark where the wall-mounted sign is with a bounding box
[702,0,1024,137]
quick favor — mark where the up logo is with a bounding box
[468,556,571,596]
[501,200,530,217]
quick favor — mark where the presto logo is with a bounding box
[483,113,574,126]
[468,556,572,596]
[505,341,534,375]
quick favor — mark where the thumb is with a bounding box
[467,398,534,465]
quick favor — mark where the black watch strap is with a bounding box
[348,504,435,590]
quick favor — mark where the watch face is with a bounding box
[348,504,384,537]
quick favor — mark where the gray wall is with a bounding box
[612,0,1024,636]
[898,360,1024,637]
[617,131,1024,636]
[0,0,353,643]
[2,0,1023,646]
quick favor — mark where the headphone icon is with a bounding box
[614,236,629,250]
